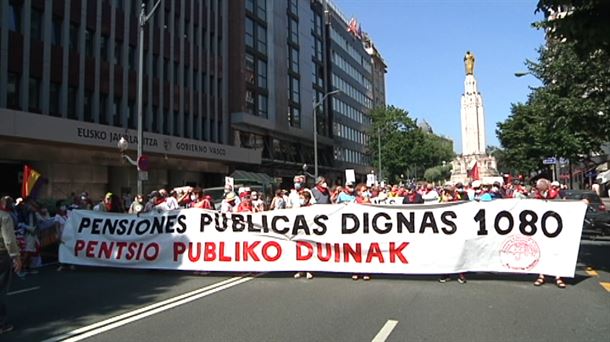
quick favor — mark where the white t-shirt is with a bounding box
[422,190,439,203]
[164,197,180,210]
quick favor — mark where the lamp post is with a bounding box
[313,89,340,179]
[118,1,161,196]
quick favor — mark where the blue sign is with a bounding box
[543,157,556,165]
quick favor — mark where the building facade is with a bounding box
[0,0,259,199]
[0,0,384,199]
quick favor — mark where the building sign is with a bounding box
[0,109,261,164]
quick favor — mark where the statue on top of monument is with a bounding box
[464,51,475,75]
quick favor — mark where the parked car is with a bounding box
[560,190,610,237]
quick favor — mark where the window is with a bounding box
[173,111,179,136]
[257,60,267,88]
[163,110,170,135]
[245,53,255,72]
[290,76,300,103]
[256,0,266,21]
[100,36,109,61]
[152,107,159,132]
[257,94,267,118]
[245,0,254,12]
[245,18,254,48]
[183,113,190,138]
[28,78,40,110]
[289,47,299,73]
[8,4,21,33]
[99,94,108,124]
[128,46,135,70]
[49,83,60,115]
[112,97,120,126]
[30,9,43,43]
[289,18,298,44]
[69,23,79,51]
[256,25,266,53]
[289,106,300,128]
[153,55,159,78]
[289,0,298,15]
[85,29,95,57]
[173,62,179,84]
[163,59,169,80]
[52,17,63,46]
[84,91,93,122]
[128,102,135,129]
[114,42,122,64]
[68,87,78,119]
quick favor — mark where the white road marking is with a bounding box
[7,286,40,296]
[43,275,258,342]
[372,319,399,342]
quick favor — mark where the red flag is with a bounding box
[470,162,480,181]
[22,164,41,198]
[347,18,361,39]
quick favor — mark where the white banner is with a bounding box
[59,199,586,277]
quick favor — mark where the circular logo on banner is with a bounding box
[499,235,541,271]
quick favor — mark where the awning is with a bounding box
[230,170,275,185]
[596,170,610,183]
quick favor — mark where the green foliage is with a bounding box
[424,164,453,183]
[497,32,610,172]
[536,0,610,55]
[368,105,455,182]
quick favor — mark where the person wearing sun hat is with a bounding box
[220,192,238,213]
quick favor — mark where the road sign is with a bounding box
[559,158,568,165]
[543,157,557,165]
[137,155,150,171]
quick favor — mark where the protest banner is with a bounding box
[59,199,586,277]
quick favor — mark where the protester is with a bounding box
[0,196,21,335]
[54,203,75,271]
[355,184,371,204]
[269,190,286,210]
[236,192,254,213]
[421,183,439,203]
[93,193,112,212]
[287,175,314,208]
[161,189,180,210]
[533,178,565,288]
[311,177,331,204]
[330,185,343,204]
[128,194,146,214]
[337,182,356,203]
[251,191,266,212]
[403,184,424,204]
[192,189,214,210]
[220,192,237,213]
[17,198,40,276]
[293,191,314,279]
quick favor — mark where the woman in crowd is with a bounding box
[533,178,565,288]
[294,191,313,280]
[269,190,286,210]
[355,184,371,204]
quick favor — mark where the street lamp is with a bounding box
[126,0,161,196]
[312,89,340,179]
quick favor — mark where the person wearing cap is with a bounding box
[221,192,238,213]
[311,177,331,204]
[0,196,22,334]
[337,182,356,204]
[533,178,565,288]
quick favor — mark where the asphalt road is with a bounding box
[3,239,610,342]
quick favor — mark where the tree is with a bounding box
[536,0,610,55]
[368,106,455,182]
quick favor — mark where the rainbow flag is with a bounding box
[21,164,41,198]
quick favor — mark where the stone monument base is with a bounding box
[451,154,498,185]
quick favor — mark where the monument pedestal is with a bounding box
[451,154,498,184]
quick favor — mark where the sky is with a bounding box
[333,0,545,153]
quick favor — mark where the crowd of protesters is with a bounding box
[0,176,574,283]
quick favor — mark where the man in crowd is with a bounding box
[1,196,22,335]
[422,183,439,203]
[221,192,238,213]
[251,191,266,212]
[403,184,424,204]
